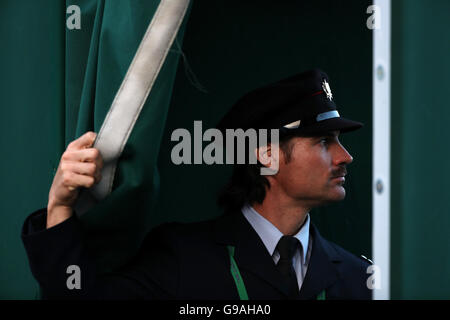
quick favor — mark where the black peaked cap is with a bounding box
[217,69,363,136]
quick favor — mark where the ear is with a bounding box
[255,144,271,167]
[255,143,279,175]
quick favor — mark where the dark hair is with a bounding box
[217,134,296,213]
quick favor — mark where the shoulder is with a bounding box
[311,224,371,272]
[325,239,371,271]
[317,235,372,299]
[311,226,373,299]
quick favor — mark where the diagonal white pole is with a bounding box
[373,0,391,300]
[75,0,191,216]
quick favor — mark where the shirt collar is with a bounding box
[241,204,310,264]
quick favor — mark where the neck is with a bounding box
[252,191,310,236]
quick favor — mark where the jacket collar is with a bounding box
[214,210,342,299]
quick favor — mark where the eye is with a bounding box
[320,138,329,145]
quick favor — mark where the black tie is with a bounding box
[276,235,300,298]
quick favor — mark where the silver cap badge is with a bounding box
[322,79,333,101]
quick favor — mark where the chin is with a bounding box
[309,188,346,207]
[328,186,346,201]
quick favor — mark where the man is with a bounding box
[22,69,371,299]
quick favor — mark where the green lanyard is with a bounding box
[316,289,326,300]
[227,245,249,300]
[227,245,326,300]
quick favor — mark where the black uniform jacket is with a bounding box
[22,208,371,300]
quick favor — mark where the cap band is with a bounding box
[316,110,340,122]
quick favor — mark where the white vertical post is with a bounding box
[372,0,391,300]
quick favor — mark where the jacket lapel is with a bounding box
[214,211,292,298]
[298,223,341,299]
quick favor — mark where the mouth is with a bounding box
[330,174,346,183]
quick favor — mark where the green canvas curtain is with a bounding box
[64,0,191,273]
[0,0,191,298]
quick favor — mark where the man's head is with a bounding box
[217,69,362,212]
[264,130,353,208]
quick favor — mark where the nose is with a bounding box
[333,142,353,166]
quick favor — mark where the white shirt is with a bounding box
[241,204,312,289]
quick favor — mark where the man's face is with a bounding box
[272,131,353,207]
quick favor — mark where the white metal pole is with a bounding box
[372,0,391,300]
